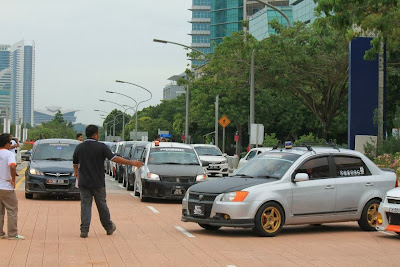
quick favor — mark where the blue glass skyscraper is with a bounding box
[190,0,211,67]
[0,45,11,118]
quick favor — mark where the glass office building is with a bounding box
[190,0,211,67]
[249,3,293,41]
[289,0,317,24]
[34,106,77,126]
[0,45,11,118]
[10,40,35,125]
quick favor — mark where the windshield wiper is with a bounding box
[233,174,253,178]
[257,175,280,180]
[41,157,68,161]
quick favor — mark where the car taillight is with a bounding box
[396,180,398,188]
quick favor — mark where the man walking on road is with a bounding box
[0,133,24,240]
[73,125,143,238]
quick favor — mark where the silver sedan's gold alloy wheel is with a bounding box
[367,203,379,227]
[261,207,282,233]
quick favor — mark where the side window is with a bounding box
[334,156,370,177]
[296,157,330,180]
[247,150,257,160]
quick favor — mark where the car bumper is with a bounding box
[25,175,80,195]
[205,163,229,176]
[181,192,260,228]
[141,179,194,199]
[376,201,400,233]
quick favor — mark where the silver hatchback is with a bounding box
[182,146,397,236]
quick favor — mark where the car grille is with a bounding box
[44,172,71,177]
[387,213,400,226]
[44,184,70,190]
[187,192,219,219]
[388,198,400,204]
[160,176,195,183]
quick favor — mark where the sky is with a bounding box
[1,0,192,125]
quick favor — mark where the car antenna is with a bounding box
[328,139,340,152]
[273,140,281,150]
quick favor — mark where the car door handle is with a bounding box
[365,182,374,186]
[325,185,335,190]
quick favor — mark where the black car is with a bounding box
[25,139,80,199]
[117,141,138,184]
[125,142,149,190]
[114,141,125,180]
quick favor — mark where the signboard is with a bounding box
[250,124,264,145]
[234,134,239,142]
[218,115,231,128]
[160,134,172,138]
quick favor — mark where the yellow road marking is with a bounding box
[15,167,27,190]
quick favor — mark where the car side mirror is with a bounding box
[201,161,210,167]
[294,173,309,182]
[222,153,227,157]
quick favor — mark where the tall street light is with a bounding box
[95,109,119,139]
[153,38,208,144]
[115,80,152,141]
[98,100,130,141]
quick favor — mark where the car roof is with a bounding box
[266,146,363,156]
[149,142,194,149]
[192,144,219,148]
[35,139,80,144]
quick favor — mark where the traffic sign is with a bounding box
[218,115,231,128]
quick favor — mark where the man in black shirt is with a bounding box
[73,125,143,238]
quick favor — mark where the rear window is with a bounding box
[194,146,222,156]
[148,147,199,165]
[32,143,78,161]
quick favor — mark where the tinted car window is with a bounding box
[148,147,199,165]
[32,143,78,160]
[131,147,145,160]
[123,144,133,158]
[236,152,300,179]
[194,146,222,156]
[296,157,330,180]
[247,150,257,160]
[334,156,370,177]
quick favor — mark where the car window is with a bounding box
[123,145,132,158]
[247,150,257,160]
[334,156,370,177]
[32,143,78,161]
[194,146,222,156]
[148,147,199,165]
[296,157,330,180]
[131,147,145,160]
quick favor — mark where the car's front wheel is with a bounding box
[198,224,221,231]
[358,199,380,231]
[253,202,284,237]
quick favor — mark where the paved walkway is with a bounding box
[0,163,399,266]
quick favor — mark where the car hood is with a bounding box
[189,177,275,194]
[198,155,226,163]
[386,187,400,198]
[148,164,203,176]
[30,160,74,173]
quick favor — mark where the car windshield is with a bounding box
[123,144,133,158]
[194,146,222,156]
[32,143,78,161]
[132,147,144,160]
[234,152,301,179]
[148,147,200,165]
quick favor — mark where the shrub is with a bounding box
[263,133,279,147]
[293,133,326,146]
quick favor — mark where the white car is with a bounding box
[237,147,273,169]
[192,144,228,177]
[376,184,400,235]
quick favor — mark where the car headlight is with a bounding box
[220,160,227,164]
[146,173,160,180]
[132,166,137,172]
[196,174,207,182]
[183,189,190,201]
[29,168,44,176]
[221,191,249,202]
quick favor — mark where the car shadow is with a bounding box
[30,194,80,201]
[143,198,182,205]
[189,223,365,238]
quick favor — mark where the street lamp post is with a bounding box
[153,38,208,144]
[95,109,119,140]
[115,80,152,141]
[99,100,131,141]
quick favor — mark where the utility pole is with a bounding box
[249,49,255,148]
[185,83,189,144]
[215,95,219,147]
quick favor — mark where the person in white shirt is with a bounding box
[9,135,20,154]
[0,133,24,240]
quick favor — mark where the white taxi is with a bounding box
[376,184,400,235]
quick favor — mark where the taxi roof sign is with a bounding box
[218,115,231,128]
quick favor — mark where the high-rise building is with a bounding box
[10,40,35,125]
[0,45,11,118]
[189,0,212,67]
[289,0,317,24]
[249,2,292,41]
[163,73,186,100]
[34,106,78,126]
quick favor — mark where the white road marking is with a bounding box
[129,193,138,198]
[147,206,160,213]
[118,184,125,188]
[227,265,237,267]
[175,226,195,238]
[379,231,396,236]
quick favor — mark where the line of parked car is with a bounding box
[23,138,400,238]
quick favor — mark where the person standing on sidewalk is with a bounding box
[0,133,24,240]
[73,125,143,238]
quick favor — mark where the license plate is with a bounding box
[47,179,68,185]
[389,207,400,214]
[208,166,219,170]
[192,205,205,216]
